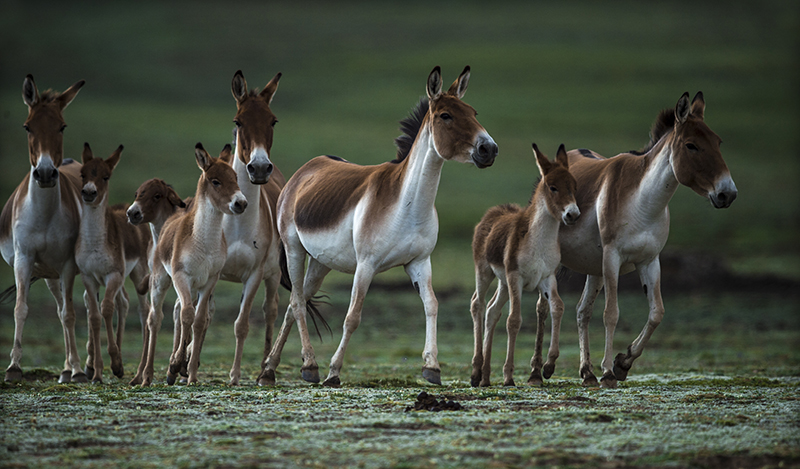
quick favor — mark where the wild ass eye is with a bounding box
[60,124,67,133]
[23,124,30,132]
[549,186,558,193]
[686,143,698,151]
[154,194,162,200]
[233,120,242,128]
[211,179,221,187]
[439,113,452,121]
[271,120,278,128]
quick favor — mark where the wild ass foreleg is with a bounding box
[82,283,105,383]
[613,258,665,381]
[406,258,441,385]
[257,273,281,385]
[469,267,494,387]
[101,273,126,379]
[577,275,603,387]
[230,273,262,385]
[531,275,564,385]
[187,281,217,384]
[128,264,150,385]
[502,272,524,386]
[600,251,622,388]
[142,270,170,386]
[480,282,509,387]
[6,259,33,382]
[53,268,85,383]
[527,293,549,386]
[168,274,195,385]
[44,277,74,383]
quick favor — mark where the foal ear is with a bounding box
[82,142,94,164]
[259,72,282,105]
[532,143,552,176]
[555,144,569,169]
[22,75,39,107]
[106,145,124,171]
[447,66,471,99]
[56,79,85,111]
[195,143,213,171]
[675,92,691,124]
[232,70,248,104]
[219,144,234,164]
[691,91,705,120]
[426,66,443,100]
[167,188,186,208]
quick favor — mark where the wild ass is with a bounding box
[125,177,189,385]
[75,143,151,383]
[0,75,86,383]
[470,144,579,387]
[558,92,738,387]
[262,66,498,387]
[140,144,246,386]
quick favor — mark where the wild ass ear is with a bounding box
[447,66,471,99]
[106,145,124,172]
[675,92,691,124]
[532,143,552,176]
[426,66,443,100]
[82,142,94,164]
[219,144,234,164]
[56,79,85,111]
[259,72,282,105]
[167,187,186,208]
[691,91,705,120]
[195,143,213,171]
[22,75,39,108]
[555,144,569,169]
[232,70,248,104]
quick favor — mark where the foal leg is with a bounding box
[577,275,603,387]
[230,271,263,385]
[406,258,442,385]
[527,293,548,386]
[168,273,195,385]
[469,264,493,387]
[531,275,565,384]
[613,258,664,381]
[141,270,170,387]
[102,273,126,380]
[56,268,86,384]
[481,281,509,387]
[128,265,150,385]
[82,280,105,383]
[187,280,217,385]
[502,272,523,386]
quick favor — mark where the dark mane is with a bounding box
[632,108,675,155]
[393,98,429,163]
[37,90,59,103]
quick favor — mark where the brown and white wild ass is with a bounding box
[558,92,738,388]
[470,144,579,387]
[125,178,188,385]
[0,75,86,383]
[140,143,247,386]
[226,70,290,386]
[262,66,498,387]
[75,143,151,383]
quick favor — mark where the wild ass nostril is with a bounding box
[265,164,273,175]
[247,163,255,175]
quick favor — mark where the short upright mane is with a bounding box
[393,98,429,163]
[632,108,675,155]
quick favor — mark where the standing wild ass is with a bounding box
[75,143,150,383]
[140,144,246,386]
[0,75,86,383]
[470,144,579,387]
[262,66,499,387]
[558,92,738,387]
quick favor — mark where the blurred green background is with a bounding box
[1,0,798,293]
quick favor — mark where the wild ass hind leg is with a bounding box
[53,270,86,384]
[102,273,126,380]
[229,272,262,385]
[82,281,106,383]
[257,272,281,386]
[577,275,604,387]
[141,270,170,387]
[469,263,494,387]
[613,258,665,381]
[128,265,150,385]
[502,272,524,387]
[406,258,442,385]
[480,280,510,387]
[531,275,565,385]
[187,281,217,385]
[168,273,195,385]
[527,293,548,386]
[599,252,623,388]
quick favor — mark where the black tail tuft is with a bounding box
[0,277,41,305]
[278,241,332,340]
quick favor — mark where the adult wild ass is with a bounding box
[0,75,86,383]
[126,177,188,385]
[558,92,738,388]
[140,144,247,386]
[470,144,579,387]
[262,66,498,387]
[75,143,150,383]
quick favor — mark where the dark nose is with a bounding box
[716,189,737,208]
[82,188,97,202]
[32,167,59,186]
[474,137,498,168]
[233,199,247,214]
[127,208,143,225]
[247,162,273,184]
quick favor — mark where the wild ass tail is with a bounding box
[0,277,41,305]
[279,241,332,339]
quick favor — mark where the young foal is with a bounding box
[470,144,579,387]
[76,143,150,383]
[262,66,498,387]
[558,92,738,388]
[140,144,247,386]
[0,75,86,383]
[125,178,188,385]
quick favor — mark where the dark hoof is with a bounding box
[613,353,632,381]
[84,366,95,379]
[58,370,72,384]
[543,362,555,380]
[129,376,143,386]
[92,377,103,385]
[582,376,599,387]
[470,373,481,388]
[5,366,23,382]
[257,369,276,386]
[599,372,618,389]
[301,367,320,383]
[503,378,516,387]
[112,363,124,379]
[166,373,176,386]
[527,370,543,386]
[168,362,182,378]
[422,368,441,385]
[322,376,341,388]
[71,372,89,384]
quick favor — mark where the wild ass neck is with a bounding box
[192,196,226,249]
[631,136,681,222]
[79,200,109,247]
[396,124,445,223]
[27,168,72,225]
[526,191,562,253]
